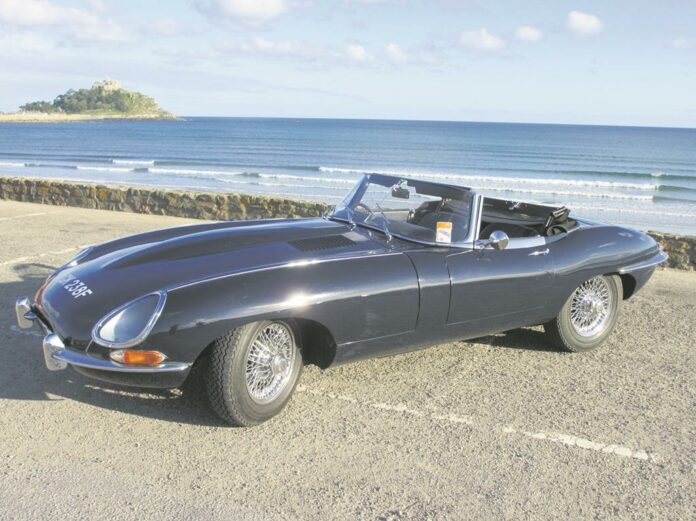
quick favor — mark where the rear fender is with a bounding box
[547,225,660,314]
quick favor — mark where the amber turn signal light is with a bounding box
[110,349,166,366]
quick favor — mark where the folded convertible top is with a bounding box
[482,197,568,228]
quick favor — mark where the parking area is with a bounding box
[0,199,694,520]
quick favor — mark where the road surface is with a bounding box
[0,200,693,520]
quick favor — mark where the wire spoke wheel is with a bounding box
[245,322,296,404]
[569,276,613,337]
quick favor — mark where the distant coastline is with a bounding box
[0,79,177,123]
[0,112,179,123]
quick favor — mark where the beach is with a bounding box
[1,199,694,520]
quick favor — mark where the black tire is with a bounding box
[544,274,622,353]
[206,320,303,426]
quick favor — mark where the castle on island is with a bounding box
[92,79,122,91]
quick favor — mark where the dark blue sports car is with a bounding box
[16,174,667,426]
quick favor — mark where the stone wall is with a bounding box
[0,176,330,221]
[0,176,693,270]
[648,232,695,271]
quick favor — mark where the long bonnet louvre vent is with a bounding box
[290,235,356,252]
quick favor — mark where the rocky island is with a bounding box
[0,80,176,122]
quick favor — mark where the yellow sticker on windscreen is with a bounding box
[436,221,452,243]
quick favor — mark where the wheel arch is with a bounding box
[286,318,337,369]
[191,316,337,370]
[601,271,635,300]
[615,272,636,300]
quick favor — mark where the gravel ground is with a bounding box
[0,200,694,521]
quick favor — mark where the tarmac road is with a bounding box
[0,200,694,520]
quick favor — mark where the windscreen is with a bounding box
[330,175,474,245]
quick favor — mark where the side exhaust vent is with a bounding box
[290,235,356,252]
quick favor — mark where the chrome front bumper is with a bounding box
[15,296,191,374]
[15,296,37,330]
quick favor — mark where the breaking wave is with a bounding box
[148,167,244,177]
[4,157,696,208]
[571,204,696,219]
[317,166,679,191]
[76,165,133,173]
[111,159,155,166]
[471,186,653,201]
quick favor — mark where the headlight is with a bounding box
[91,291,166,348]
[64,247,93,268]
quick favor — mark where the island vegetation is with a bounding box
[0,80,176,122]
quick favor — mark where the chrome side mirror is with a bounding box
[489,230,509,250]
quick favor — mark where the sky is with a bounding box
[0,0,695,127]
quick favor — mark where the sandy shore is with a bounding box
[0,200,694,520]
[0,112,177,123]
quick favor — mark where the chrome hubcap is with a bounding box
[271,355,289,376]
[245,323,296,404]
[570,277,612,337]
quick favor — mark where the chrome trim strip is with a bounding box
[53,348,191,373]
[43,333,190,373]
[618,250,668,274]
[464,193,483,245]
[476,235,547,251]
[91,290,167,349]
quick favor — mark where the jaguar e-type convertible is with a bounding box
[16,174,667,426]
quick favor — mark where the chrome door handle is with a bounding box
[529,248,550,256]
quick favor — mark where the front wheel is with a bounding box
[206,320,303,426]
[544,275,622,352]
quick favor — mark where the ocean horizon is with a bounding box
[1,116,695,235]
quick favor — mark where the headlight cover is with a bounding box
[91,291,167,349]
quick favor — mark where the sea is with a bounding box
[0,117,694,235]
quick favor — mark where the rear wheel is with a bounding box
[544,275,622,352]
[206,320,303,426]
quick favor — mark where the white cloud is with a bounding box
[514,25,543,43]
[566,10,603,37]
[0,0,74,26]
[204,0,287,22]
[72,19,130,43]
[385,43,408,64]
[225,37,375,67]
[0,28,51,52]
[237,37,323,59]
[460,28,506,52]
[344,44,374,64]
[383,42,437,65]
[672,37,693,50]
[0,0,130,43]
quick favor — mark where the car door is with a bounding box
[446,237,555,338]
